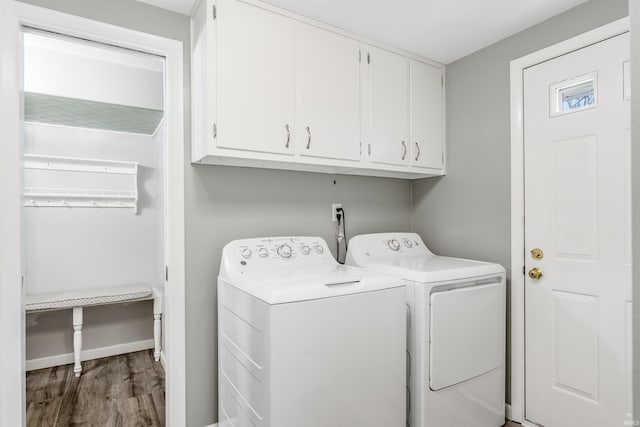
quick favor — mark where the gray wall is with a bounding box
[19,1,413,425]
[631,0,640,422]
[411,0,628,405]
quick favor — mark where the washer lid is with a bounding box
[218,236,403,304]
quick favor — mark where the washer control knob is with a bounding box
[403,239,413,248]
[313,244,324,254]
[388,239,401,251]
[301,245,311,255]
[258,248,269,258]
[278,244,292,258]
[241,249,252,259]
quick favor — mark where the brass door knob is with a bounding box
[528,267,544,280]
[531,248,544,260]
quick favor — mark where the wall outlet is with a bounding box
[331,203,342,222]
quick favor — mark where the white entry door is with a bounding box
[524,33,631,427]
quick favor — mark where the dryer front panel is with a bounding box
[429,280,505,391]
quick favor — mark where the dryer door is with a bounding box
[429,280,505,390]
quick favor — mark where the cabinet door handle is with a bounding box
[306,126,311,149]
[285,124,290,148]
[414,142,420,161]
[401,141,407,160]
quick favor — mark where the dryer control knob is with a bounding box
[241,248,252,259]
[388,239,401,251]
[313,244,324,254]
[403,239,413,248]
[258,248,269,258]
[301,245,311,255]
[278,244,292,258]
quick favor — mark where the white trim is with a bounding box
[9,3,186,426]
[509,17,629,424]
[25,338,155,372]
[160,350,167,371]
[204,424,218,427]
[505,403,512,420]
[0,1,25,426]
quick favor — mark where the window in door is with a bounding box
[550,72,597,116]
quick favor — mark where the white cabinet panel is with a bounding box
[217,0,294,155]
[191,0,445,179]
[295,24,360,161]
[369,46,409,166]
[410,60,443,169]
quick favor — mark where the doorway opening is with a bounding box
[21,28,168,424]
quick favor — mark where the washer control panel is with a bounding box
[387,239,401,251]
[382,236,422,254]
[230,237,334,267]
[277,244,292,258]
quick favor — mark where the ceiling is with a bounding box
[137,0,197,15]
[138,0,588,64]
[24,30,164,72]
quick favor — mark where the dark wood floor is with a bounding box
[27,351,518,427]
[26,350,165,427]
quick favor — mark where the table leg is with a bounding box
[73,307,83,377]
[153,296,163,362]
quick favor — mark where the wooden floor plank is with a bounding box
[26,397,64,427]
[26,350,165,427]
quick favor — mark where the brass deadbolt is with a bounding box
[528,267,544,280]
[531,248,544,260]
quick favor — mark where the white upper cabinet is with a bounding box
[295,24,360,161]
[410,60,444,170]
[367,46,410,166]
[217,0,294,155]
[191,0,445,179]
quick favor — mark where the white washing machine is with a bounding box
[218,236,406,427]
[346,232,506,427]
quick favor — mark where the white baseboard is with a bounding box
[204,424,217,427]
[505,403,512,420]
[25,339,155,371]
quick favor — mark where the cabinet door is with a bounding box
[410,60,443,169]
[368,46,409,166]
[217,0,294,155]
[295,24,360,161]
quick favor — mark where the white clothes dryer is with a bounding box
[346,232,506,427]
[218,236,406,427]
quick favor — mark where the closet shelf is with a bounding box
[24,154,138,175]
[23,154,139,213]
